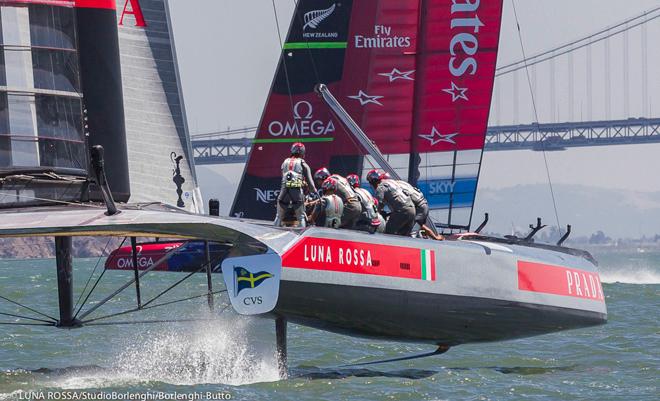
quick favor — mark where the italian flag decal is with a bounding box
[421,249,436,281]
[282,237,438,282]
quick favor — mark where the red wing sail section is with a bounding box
[231,0,503,228]
[410,0,503,231]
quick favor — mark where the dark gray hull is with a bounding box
[277,281,606,345]
[274,227,607,345]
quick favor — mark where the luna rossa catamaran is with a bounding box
[0,0,606,377]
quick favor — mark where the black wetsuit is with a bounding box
[375,179,415,236]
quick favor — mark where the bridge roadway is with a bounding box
[191,117,660,165]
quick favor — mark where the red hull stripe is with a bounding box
[518,260,605,301]
[0,0,116,9]
[75,0,115,9]
[282,236,436,281]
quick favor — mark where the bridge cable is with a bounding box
[497,6,660,74]
[497,9,660,77]
[511,0,562,235]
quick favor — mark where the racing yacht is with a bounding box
[0,0,606,377]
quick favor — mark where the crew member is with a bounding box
[309,177,344,228]
[366,169,415,236]
[346,174,384,233]
[313,168,362,228]
[395,179,444,240]
[274,142,316,227]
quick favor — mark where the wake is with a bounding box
[599,266,660,284]
[48,314,280,389]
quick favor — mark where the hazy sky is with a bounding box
[168,0,660,193]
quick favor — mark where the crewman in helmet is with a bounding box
[395,179,444,240]
[274,142,316,227]
[309,177,344,228]
[313,168,362,229]
[346,174,385,233]
[366,169,416,236]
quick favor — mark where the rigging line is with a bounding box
[83,318,219,327]
[496,12,660,77]
[74,236,126,312]
[80,290,227,325]
[289,0,323,85]
[0,322,55,326]
[217,303,232,314]
[76,243,187,320]
[511,0,562,234]
[0,311,56,324]
[271,0,296,122]
[497,6,660,72]
[0,295,58,322]
[140,254,224,309]
[73,265,108,319]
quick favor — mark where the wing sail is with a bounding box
[115,0,202,212]
[232,0,504,231]
[410,0,504,231]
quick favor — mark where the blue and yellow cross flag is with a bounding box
[222,253,282,315]
[234,267,274,296]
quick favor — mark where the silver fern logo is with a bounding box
[303,4,336,30]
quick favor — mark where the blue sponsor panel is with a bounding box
[418,177,477,209]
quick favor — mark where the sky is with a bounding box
[165,0,660,231]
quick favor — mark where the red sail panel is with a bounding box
[414,0,502,154]
[0,0,116,9]
[411,0,504,230]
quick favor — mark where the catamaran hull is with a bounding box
[0,206,607,346]
[276,281,605,345]
[274,228,607,345]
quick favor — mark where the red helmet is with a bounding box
[321,177,338,192]
[314,167,331,182]
[366,169,382,185]
[290,142,305,157]
[379,172,391,180]
[346,174,360,188]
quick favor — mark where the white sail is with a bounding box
[115,0,202,212]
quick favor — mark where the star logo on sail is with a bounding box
[348,90,384,106]
[378,68,415,82]
[419,127,458,146]
[442,82,469,102]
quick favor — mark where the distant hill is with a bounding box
[2,179,656,259]
[474,184,660,238]
[196,167,660,238]
[0,237,121,260]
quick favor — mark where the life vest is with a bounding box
[330,174,357,202]
[322,194,344,228]
[281,157,304,188]
[354,187,378,221]
[397,180,425,205]
[378,179,412,209]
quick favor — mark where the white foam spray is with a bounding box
[599,266,660,284]
[55,313,280,389]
